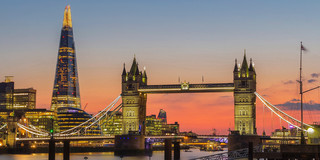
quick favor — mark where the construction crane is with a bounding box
[83,103,88,111]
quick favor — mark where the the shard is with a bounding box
[51,5,81,112]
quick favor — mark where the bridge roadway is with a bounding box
[15,135,186,142]
[16,135,303,142]
[196,135,228,139]
[138,83,234,93]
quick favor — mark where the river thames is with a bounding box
[0,149,225,160]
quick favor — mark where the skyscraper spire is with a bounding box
[51,5,81,112]
[63,5,72,29]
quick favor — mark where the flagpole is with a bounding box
[300,41,306,145]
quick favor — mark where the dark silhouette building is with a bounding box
[0,77,14,110]
[51,5,81,112]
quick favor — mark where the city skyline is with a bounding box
[1,1,320,135]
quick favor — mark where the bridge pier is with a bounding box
[164,139,172,160]
[248,142,253,160]
[48,137,55,160]
[173,141,180,160]
[63,140,70,160]
[114,134,145,156]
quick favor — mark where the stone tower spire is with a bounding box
[233,52,257,135]
[234,59,238,72]
[121,56,147,135]
[240,50,249,77]
[122,63,126,76]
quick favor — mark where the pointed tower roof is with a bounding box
[142,66,147,78]
[129,56,139,75]
[233,59,238,72]
[249,58,255,72]
[136,63,140,75]
[122,63,126,76]
[240,50,249,71]
[63,5,72,28]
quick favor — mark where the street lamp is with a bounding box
[307,128,314,134]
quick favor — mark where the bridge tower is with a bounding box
[233,52,256,135]
[6,116,17,149]
[121,57,147,135]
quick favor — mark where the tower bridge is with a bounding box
[121,53,256,135]
[1,4,317,159]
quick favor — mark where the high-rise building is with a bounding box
[0,77,37,110]
[157,109,167,123]
[101,111,123,135]
[51,5,81,112]
[57,107,101,136]
[24,109,55,132]
[145,114,166,136]
[0,77,14,110]
[13,88,36,110]
[166,122,179,135]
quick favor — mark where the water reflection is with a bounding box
[0,149,224,160]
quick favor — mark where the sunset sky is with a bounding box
[1,1,320,135]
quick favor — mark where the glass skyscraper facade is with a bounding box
[101,111,123,135]
[51,5,81,112]
[13,88,36,110]
[0,77,14,110]
[57,107,101,136]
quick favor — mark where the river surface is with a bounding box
[0,149,226,160]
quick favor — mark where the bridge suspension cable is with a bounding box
[255,92,313,131]
[85,103,122,130]
[56,95,122,136]
[17,123,49,136]
[99,103,123,126]
[59,95,121,134]
[62,103,123,136]
[0,123,7,130]
[15,95,122,137]
[29,124,50,134]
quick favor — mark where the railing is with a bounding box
[190,151,228,160]
[191,145,262,160]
